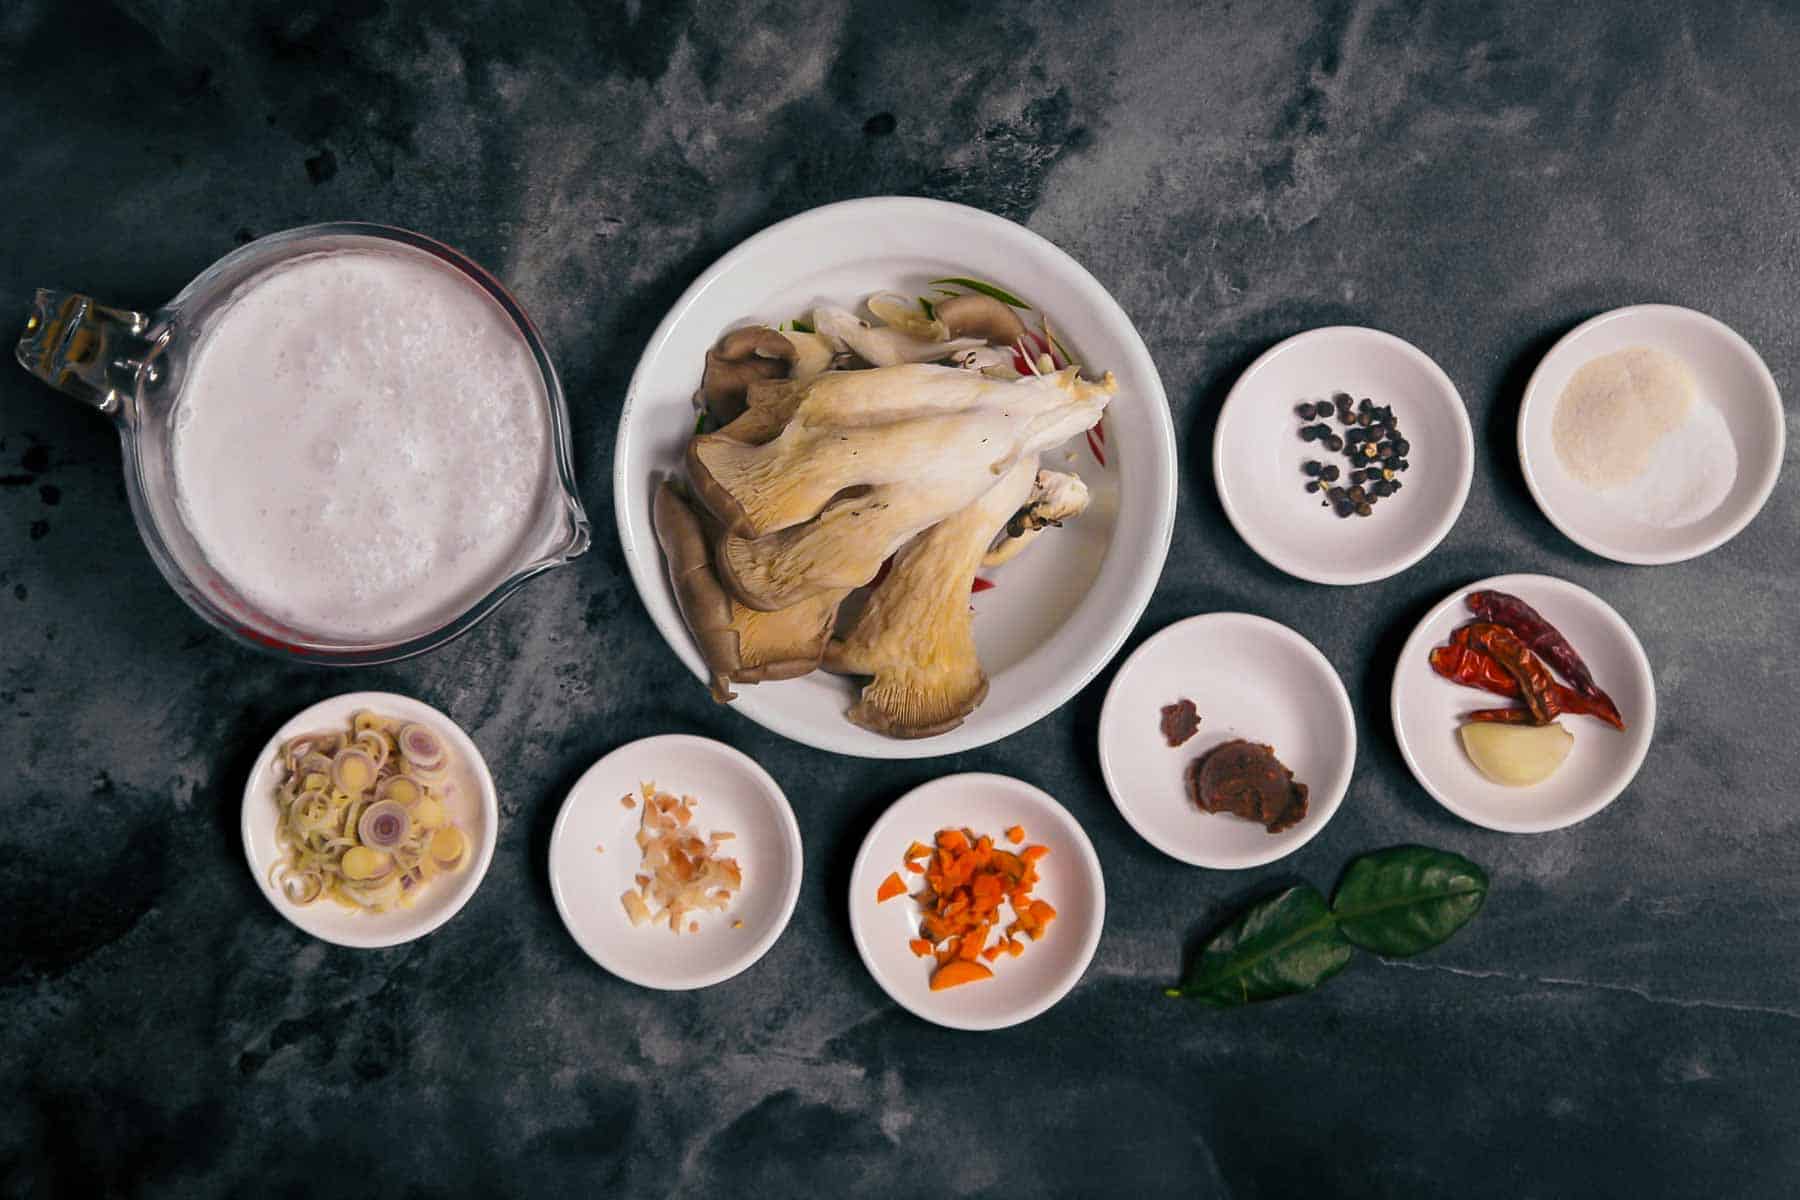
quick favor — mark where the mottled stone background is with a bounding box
[2,1,1796,1195]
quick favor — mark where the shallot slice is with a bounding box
[397,724,447,771]
[357,799,412,850]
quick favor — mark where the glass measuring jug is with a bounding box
[14,223,591,664]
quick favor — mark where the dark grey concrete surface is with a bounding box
[3,1,1796,1195]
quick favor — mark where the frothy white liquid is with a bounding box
[172,248,553,641]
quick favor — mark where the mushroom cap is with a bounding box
[934,293,1028,346]
[698,325,796,426]
[653,478,847,700]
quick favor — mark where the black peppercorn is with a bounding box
[1297,403,1316,420]
[1324,435,1343,452]
[1299,425,1318,441]
[1320,464,1340,482]
[1395,458,1409,471]
[1355,501,1373,517]
[1373,480,1393,496]
[1303,459,1322,476]
[1305,479,1321,493]
[1334,499,1354,518]
[1392,438,1410,456]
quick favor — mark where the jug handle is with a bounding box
[15,290,153,419]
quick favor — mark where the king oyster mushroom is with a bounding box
[823,456,1041,738]
[697,326,797,426]
[983,469,1092,566]
[653,479,846,702]
[688,363,1116,611]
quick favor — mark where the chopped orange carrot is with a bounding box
[876,872,907,903]
[898,824,1056,983]
[930,960,993,990]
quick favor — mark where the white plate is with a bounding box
[1518,304,1784,564]
[1214,326,1474,585]
[548,734,801,990]
[1097,614,1353,869]
[615,196,1177,758]
[848,773,1103,1031]
[1392,574,1656,833]
[240,691,498,949]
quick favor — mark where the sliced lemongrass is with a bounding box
[331,748,377,795]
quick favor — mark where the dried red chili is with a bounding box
[1460,623,1556,724]
[1466,590,1622,727]
[1432,625,1626,730]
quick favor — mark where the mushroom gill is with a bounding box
[823,455,1040,738]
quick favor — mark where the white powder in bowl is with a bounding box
[1600,396,1738,528]
[1551,345,1739,529]
[1552,347,1695,488]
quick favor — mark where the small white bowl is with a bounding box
[1098,614,1354,869]
[848,773,1103,1031]
[548,734,801,990]
[240,691,499,949]
[1214,326,1474,585]
[1518,304,1784,565]
[1392,574,1656,833]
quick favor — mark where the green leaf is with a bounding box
[789,317,814,334]
[927,276,1032,310]
[1330,846,1488,958]
[1170,885,1353,1007]
[918,295,936,321]
[693,409,708,435]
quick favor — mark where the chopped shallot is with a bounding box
[619,781,742,935]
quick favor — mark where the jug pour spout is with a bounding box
[16,290,153,418]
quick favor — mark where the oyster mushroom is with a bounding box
[810,305,986,367]
[697,326,797,426]
[983,469,1091,566]
[689,360,1113,538]
[823,456,1041,738]
[653,479,846,701]
[697,364,1114,611]
[935,292,1027,346]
